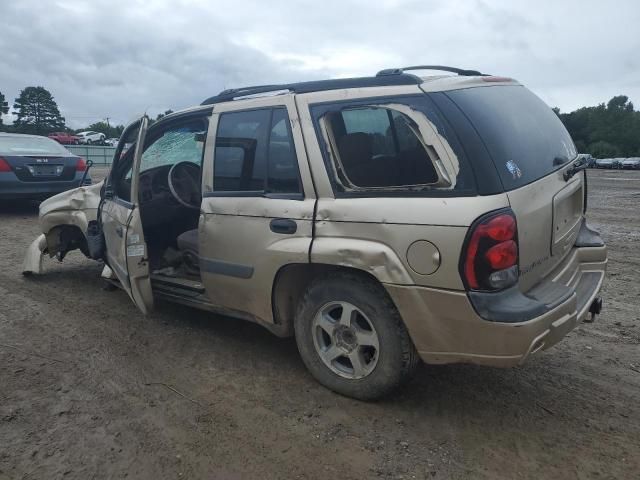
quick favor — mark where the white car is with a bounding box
[621,157,640,170]
[76,131,106,145]
[104,137,120,147]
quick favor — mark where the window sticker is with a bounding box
[126,244,145,257]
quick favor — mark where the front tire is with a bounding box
[294,272,419,400]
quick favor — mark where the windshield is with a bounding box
[0,135,71,156]
[445,85,577,190]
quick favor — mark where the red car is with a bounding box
[48,132,80,145]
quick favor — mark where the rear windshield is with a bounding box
[0,135,70,156]
[445,85,577,190]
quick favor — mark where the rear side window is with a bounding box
[329,107,438,187]
[445,85,577,190]
[311,95,476,197]
[214,108,301,195]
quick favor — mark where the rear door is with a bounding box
[442,85,583,290]
[101,117,155,313]
[198,95,316,323]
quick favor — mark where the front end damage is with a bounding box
[22,182,103,275]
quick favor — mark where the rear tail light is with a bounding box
[0,157,11,172]
[461,210,519,291]
[76,157,87,171]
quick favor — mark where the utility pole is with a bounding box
[104,117,110,128]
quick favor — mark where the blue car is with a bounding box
[0,133,91,200]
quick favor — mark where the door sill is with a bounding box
[151,274,205,298]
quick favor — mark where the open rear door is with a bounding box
[101,116,154,314]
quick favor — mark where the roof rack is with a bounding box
[201,73,422,105]
[376,65,485,77]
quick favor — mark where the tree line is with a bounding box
[2,86,639,158]
[554,95,640,158]
[0,86,172,140]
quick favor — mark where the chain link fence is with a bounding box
[66,145,116,165]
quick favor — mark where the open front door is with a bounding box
[101,116,154,314]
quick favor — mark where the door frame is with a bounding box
[101,115,154,313]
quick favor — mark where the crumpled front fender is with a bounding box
[24,182,103,275]
[39,181,102,235]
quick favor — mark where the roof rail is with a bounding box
[201,74,422,105]
[376,65,485,77]
[215,84,291,101]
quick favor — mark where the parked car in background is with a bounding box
[621,157,640,169]
[595,158,613,169]
[48,132,80,145]
[0,133,92,200]
[105,137,120,147]
[577,153,595,168]
[612,158,625,169]
[76,131,106,145]
[22,66,606,400]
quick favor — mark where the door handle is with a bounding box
[270,218,297,234]
[115,225,124,238]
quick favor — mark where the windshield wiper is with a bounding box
[563,157,588,181]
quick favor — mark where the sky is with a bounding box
[1,0,639,128]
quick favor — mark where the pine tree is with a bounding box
[0,91,8,126]
[12,86,65,135]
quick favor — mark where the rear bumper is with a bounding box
[386,244,607,367]
[0,172,91,199]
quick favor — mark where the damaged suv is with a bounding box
[24,66,607,400]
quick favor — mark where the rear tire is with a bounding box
[294,272,419,400]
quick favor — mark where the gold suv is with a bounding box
[24,66,607,400]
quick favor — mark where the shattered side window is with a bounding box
[323,106,446,190]
[312,95,475,196]
[140,122,205,174]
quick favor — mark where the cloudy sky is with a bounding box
[1,0,639,128]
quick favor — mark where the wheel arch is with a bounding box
[44,224,89,259]
[271,263,395,338]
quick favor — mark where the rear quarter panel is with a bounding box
[294,85,511,289]
[312,195,509,289]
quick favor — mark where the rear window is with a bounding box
[445,85,577,190]
[0,135,70,156]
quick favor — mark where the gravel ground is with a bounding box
[0,168,638,480]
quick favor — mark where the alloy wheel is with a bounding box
[312,301,380,379]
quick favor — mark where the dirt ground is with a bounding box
[0,168,638,480]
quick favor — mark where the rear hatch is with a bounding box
[0,135,80,182]
[442,85,583,291]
